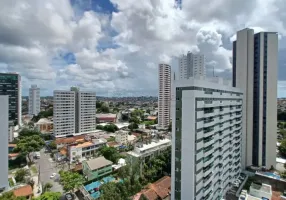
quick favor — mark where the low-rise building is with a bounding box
[35,118,53,133]
[115,130,128,144]
[239,183,272,200]
[96,113,117,123]
[127,138,171,161]
[68,138,107,163]
[13,185,33,199]
[82,156,113,181]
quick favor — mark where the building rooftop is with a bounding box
[55,135,85,145]
[13,185,33,197]
[36,118,53,124]
[96,113,117,118]
[250,182,271,194]
[85,156,113,170]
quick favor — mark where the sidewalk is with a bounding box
[32,176,42,197]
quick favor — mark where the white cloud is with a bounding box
[0,0,286,96]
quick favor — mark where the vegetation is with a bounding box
[48,141,57,150]
[8,178,14,187]
[43,182,53,193]
[242,176,256,190]
[279,139,286,157]
[59,170,84,192]
[31,108,53,122]
[96,101,110,113]
[128,123,139,130]
[18,128,41,139]
[15,168,30,182]
[129,116,140,124]
[9,154,27,170]
[96,124,119,132]
[14,135,45,163]
[0,191,26,200]
[35,192,61,200]
[30,165,38,174]
[98,146,123,163]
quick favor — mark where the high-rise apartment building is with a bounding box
[233,28,278,168]
[0,73,21,126]
[0,96,9,192]
[158,64,171,130]
[171,77,243,200]
[53,87,96,137]
[29,85,40,116]
[179,52,205,79]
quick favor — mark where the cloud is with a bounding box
[0,0,286,96]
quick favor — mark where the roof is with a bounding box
[147,116,157,120]
[96,113,117,119]
[107,141,120,147]
[85,156,113,170]
[36,118,53,124]
[250,183,271,194]
[13,185,33,197]
[59,147,67,155]
[137,176,171,200]
[55,135,85,144]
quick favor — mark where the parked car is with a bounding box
[65,193,73,200]
[50,173,57,179]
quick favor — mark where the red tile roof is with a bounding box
[8,144,17,147]
[13,185,33,197]
[55,135,85,145]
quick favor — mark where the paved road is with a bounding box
[36,149,63,193]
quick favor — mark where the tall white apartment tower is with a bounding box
[171,77,243,200]
[233,28,278,168]
[53,87,96,137]
[179,52,205,79]
[29,85,40,116]
[0,96,9,191]
[158,64,171,130]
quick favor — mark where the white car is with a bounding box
[50,173,57,179]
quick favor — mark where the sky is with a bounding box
[0,0,286,97]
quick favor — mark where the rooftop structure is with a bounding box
[28,84,40,116]
[85,156,113,171]
[13,185,33,198]
[96,113,117,123]
[239,183,273,200]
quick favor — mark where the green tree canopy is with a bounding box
[18,128,41,139]
[100,182,123,200]
[48,141,57,150]
[14,135,45,162]
[129,116,140,124]
[15,168,30,182]
[279,139,286,157]
[35,192,61,200]
[98,146,120,163]
[103,124,119,133]
[42,182,53,193]
[31,108,53,122]
[128,123,139,130]
[59,171,84,192]
[0,191,26,200]
[96,125,104,130]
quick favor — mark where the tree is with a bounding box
[129,116,140,124]
[100,182,123,200]
[35,192,61,200]
[98,146,120,163]
[15,168,30,182]
[18,128,41,139]
[31,108,53,122]
[59,171,84,192]
[43,182,53,193]
[14,135,45,163]
[48,141,57,150]
[103,124,119,133]
[279,139,286,157]
[128,123,139,131]
[28,121,34,129]
[96,125,104,130]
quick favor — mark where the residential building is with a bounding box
[35,118,53,133]
[0,96,9,191]
[68,137,107,163]
[53,87,96,137]
[127,138,171,161]
[158,64,171,130]
[28,84,40,116]
[0,73,21,126]
[179,52,205,80]
[239,183,272,199]
[233,28,278,168]
[82,156,113,181]
[171,77,243,200]
[133,176,171,200]
[96,113,117,123]
[115,130,128,144]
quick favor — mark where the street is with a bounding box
[36,149,63,193]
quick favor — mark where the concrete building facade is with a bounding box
[0,73,21,126]
[0,96,9,191]
[233,28,278,168]
[158,64,171,129]
[179,52,205,80]
[29,85,40,116]
[171,77,243,200]
[53,87,96,137]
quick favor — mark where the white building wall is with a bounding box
[78,92,96,133]
[172,78,243,200]
[0,96,9,191]
[158,64,171,129]
[53,91,76,137]
[28,85,40,116]
[179,52,205,80]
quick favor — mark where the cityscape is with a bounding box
[1,1,286,200]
